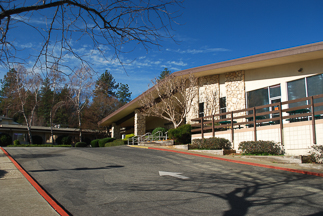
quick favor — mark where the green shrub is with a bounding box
[99,137,115,147]
[91,139,100,147]
[7,144,72,147]
[123,133,134,140]
[310,144,323,163]
[190,137,232,150]
[168,124,191,144]
[105,139,125,147]
[0,133,12,146]
[61,136,72,145]
[13,140,20,145]
[152,127,167,136]
[75,142,88,147]
[238,140,283,155]
[56,135,71,144]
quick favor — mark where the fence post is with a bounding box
[201,117,204,139]
[253,107,257,141]
[279,102,283,145]
[212,115,215,138]
[311,96,317,144]
[231,111,234,147]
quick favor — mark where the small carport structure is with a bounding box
[0,124,99,144]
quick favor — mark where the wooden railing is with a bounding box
[191,94,323,145]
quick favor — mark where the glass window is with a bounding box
[247,88,269,117]
[220,97,226,119]
[307,74,323,112]
[247,88,269,108]
[270,85,281,98]
[199,102,204,117]
[287,78,306,108]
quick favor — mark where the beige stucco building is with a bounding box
[99,42,323,155]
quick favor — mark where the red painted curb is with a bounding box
[148,147,323,178]
[0,147,70,216]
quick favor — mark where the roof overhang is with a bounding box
[98,41,323,127]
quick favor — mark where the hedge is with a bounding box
[105,139,125,147]
[238,140,283,155]
[75,142,88,147]
[8,144,72,147]
[168,124,191,144]
[190,137,231,150]
[91,139,100,147]
[56,135,71,144]
[152,127,167,136]
[98,137,115,147]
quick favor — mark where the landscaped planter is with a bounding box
[189,149,236,155]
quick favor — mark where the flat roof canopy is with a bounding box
[98,41,323,127]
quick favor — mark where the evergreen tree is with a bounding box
[158,68,171,81]
[94,70,119,97]
[38,78,53,126]
[0,68,17,116]
[116,84,132,104]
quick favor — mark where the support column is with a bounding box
[111,123,121,139]
[134,109,146,136]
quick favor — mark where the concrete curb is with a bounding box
[0,147,70,216]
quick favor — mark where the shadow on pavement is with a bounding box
[29,165,124,173]
[0,169,8,178]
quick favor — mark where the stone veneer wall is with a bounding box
[186,75,220,124]
[134,109,146,136]
[225,71,245,116]
[111,123,121,139]
[199,75,220,117]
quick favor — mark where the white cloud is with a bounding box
[166,47,230,54]
[167,60,187,66]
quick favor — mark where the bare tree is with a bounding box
[139,74,198,129]
[0,0,183,73]
[47,63,66,144]
[9,65,42,144]
[68,66,94,142]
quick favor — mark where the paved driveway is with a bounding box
[5,146,323,216]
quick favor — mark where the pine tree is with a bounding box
[94,70,119,97]
[38,78,53,126]
[116,84,132,104]
[158,68,171,81]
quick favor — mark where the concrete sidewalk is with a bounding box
[0,148,59,216]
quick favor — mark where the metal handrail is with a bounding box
[127,131,169,145]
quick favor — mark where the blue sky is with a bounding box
[1,0,323,98]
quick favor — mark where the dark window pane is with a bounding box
[287,78,306,108]
[247,88,269,108]
[220,97,226,119]
[307,74,323,112]
[247,88,269,118]
[270,85,281,98]
[199,102,204,117]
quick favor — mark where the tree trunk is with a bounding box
[78,110,82,142]
[50,111,54,145]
